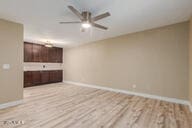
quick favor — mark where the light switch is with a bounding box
[2,64,10,70]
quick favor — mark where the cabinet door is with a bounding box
[41,46,49,62]
[49,70,57,83]
[24,42,63,63]
[41,71,50,84]
[57,48,63,63]
[32,71,41,85]
[24,71,33,87]
[49,70,63,83]
[57,70,63,82]
[33,44,42,62]
[49,47,57,63]
[24,42,33,62]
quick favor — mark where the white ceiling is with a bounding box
[0,0,192,47]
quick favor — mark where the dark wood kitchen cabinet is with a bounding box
[49,70,57,83]
[49,70,63,83]
[32,71,41,85]
[24,70,63,88]
[40,71,50,84]
[56,48,63,63]
[56,70,63,82]
[49,47,57,63]
[24,42,33,62]
[32,44,42,62]
[24,42,63,63]
[41,46,49,62]
[24,71,33,87]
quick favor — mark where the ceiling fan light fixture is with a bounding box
[60,6,110,30]
[44,42,53,48]
[81,22,91,29]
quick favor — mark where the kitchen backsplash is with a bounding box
[23,63,63,71]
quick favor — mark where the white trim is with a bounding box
[0,100,23,110]
[64,81,189,105]
[188,102,192,112]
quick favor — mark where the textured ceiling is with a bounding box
[0,0,192,47]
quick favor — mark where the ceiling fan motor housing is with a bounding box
[82,11,92,22]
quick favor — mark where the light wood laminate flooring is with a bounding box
[0,83,191,128]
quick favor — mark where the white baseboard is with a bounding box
[0,100,23,110]
[64,81,191,109]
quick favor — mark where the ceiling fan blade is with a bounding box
[59,21,81,24]
[92,23,108,30]
[68,6,84,20]
[92,12,110,21]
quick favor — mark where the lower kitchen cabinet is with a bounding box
[24,70,63,88]
[32,71,42,85]
[24,71,33,87]
[41,71,50,84]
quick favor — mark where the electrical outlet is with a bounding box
[132,84,136,89]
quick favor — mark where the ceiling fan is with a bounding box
[60,6,111,31]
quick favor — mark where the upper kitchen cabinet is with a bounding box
[24,42,33,62]
[24,42,63,63]
[49,47,57,63]
[41,46,49,62]
[32,43,42,62]
[49,47,63,63]
[56,48,63,63]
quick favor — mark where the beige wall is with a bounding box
[0,19,23,104]
[64,22,189,100]
[189,18,192,104]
